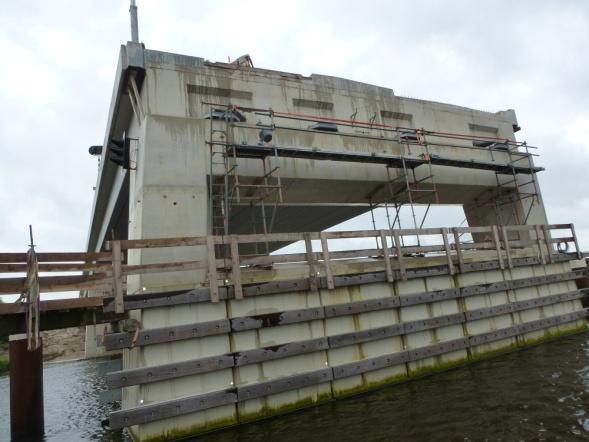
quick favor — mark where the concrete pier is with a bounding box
[85,43,586,441]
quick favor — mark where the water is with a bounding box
[2,332,589,441]
[0,359,130,442]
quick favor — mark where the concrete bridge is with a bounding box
[2,41,589,441]
[87,42,544,259]
[82,42,584,441]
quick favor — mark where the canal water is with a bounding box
[1,331,589,441]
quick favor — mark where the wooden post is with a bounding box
[542,224,554,263]
[10,336,44,440]
[229,236,243,300]
[304,233,318,291]
[535,224,546,264]
[206,236,219,302]
[570,223,583,259]
[441,228,455,274]
[111,240,124,314]
[492,225,505,269]
[320,232,334,289]
[380,230,394,283]
[452,228,464,273]
[501,226,513,269]
[392,230,406,280]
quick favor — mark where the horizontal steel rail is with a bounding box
[203,101,536,148]
[104,319,231,350]
[217,142,543,175]
[105,289,586,388]
[104,269,585,350]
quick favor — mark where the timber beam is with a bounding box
[0,298,125,337]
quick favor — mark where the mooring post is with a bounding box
[9,335,44,441]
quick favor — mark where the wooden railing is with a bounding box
[0,252,113,294]
[0,223,583,314]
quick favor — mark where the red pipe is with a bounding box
[201,100,533,147]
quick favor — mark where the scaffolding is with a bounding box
[494,142,541,225]
[206,104,283,254]
[204,102,542,250]
[460,141,541,228]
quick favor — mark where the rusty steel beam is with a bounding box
[10,337,44,440]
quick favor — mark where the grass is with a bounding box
[0,355,9,375]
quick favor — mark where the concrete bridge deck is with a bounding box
[87,43,547,260]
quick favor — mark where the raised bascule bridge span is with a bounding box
[2,41,589,442]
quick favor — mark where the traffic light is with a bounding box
[109,136,131,169]
[88,145,103,155]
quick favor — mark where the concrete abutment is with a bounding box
[85,43,586,441]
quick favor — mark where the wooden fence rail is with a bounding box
[0,223,582,315]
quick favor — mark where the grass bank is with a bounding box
[0,354,8,375]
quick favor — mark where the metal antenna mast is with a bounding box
[130,0,139,43]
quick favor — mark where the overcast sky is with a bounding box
[1,0,588,261]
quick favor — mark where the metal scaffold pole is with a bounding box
[201,100,543,243]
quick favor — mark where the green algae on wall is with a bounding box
[238,390,333,423]
[137,415,238,442]
[128,321,587,441]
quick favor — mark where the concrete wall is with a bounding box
[140,51,543,221]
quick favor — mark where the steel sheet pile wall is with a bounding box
[101,249,588,442]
